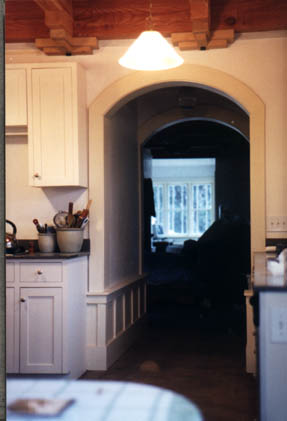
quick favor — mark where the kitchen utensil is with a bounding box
[80,217,89,229]
[86,199,92,211]
[53,211,69,228]
[66,202,75,227]
[46,225,56,234]
[75,200,92,227]
[75,210,88,227]
[33,219,45,233]
[6,220,18,252]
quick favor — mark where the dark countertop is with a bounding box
[253,252,287,291]
[6,239,90,260]
[6,251,89,260]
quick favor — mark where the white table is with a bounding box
[7,379,203,421]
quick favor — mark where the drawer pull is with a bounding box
[20,298,26,303]
[37,270,43,275]
[34,173,40,178]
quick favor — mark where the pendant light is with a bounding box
[118,1,184,71]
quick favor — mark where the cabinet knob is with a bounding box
[20,298,26,303]
[34,173,40,178]
[37,270,43,275]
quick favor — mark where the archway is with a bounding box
[89,63,265,292]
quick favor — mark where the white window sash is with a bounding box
[153,178,215,239]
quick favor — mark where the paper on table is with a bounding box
[8,398,75,416]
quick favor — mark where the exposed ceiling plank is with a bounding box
[5,0,287,44]
[210,0,287,33]
[72,0,192,40]
[6,1,49,42]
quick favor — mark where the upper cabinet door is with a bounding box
[28,64,88,187]
[5,68,27,127]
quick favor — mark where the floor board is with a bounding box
[81,301,258,421]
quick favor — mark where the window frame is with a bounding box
[153,177,215,240]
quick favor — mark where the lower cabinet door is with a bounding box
[6,287,19,373]
[19,288,62,374]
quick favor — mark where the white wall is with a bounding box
[5,136,89,239]
[104,103,139,288]
[5,30,287,241]
[86,32,287,238]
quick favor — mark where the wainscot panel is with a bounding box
[86,275,147,370]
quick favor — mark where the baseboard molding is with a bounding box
[107,316,147,368]
[86,316,147,371]
[86,345,107,371]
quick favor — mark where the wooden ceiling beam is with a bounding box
[171,29,234,51]
[32,0,98,55]
[33,0,73,35]
[35,34,97,55]
[33,0,72,14]
[185,0,231,50]
[5,0,287,45]
[189,0,210,34]
[172,29,234,45]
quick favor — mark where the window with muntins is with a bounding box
[153,180,214,239]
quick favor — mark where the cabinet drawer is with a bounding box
[6,263,16,283]
[19,263,62,283]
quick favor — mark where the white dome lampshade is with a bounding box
[118,30,184,71]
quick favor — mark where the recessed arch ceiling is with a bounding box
[133,84,249,158]
[144,119,249,158]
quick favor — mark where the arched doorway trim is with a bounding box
[138,112,249,145]
[89,63,265,292]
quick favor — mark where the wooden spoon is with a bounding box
[66,202,76,227]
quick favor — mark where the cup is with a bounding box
[56,228,84,253]
[38,233,56,253]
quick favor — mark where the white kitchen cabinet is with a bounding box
[27,62,88,187]
[6,286,19,373]
[6,257,87,378]
[5,67,28,129]
[20,287,62,374]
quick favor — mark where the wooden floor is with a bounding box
[81,300,258,421]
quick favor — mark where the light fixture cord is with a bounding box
[147,0,153,30]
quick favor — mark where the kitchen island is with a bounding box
[253,251,287,421]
